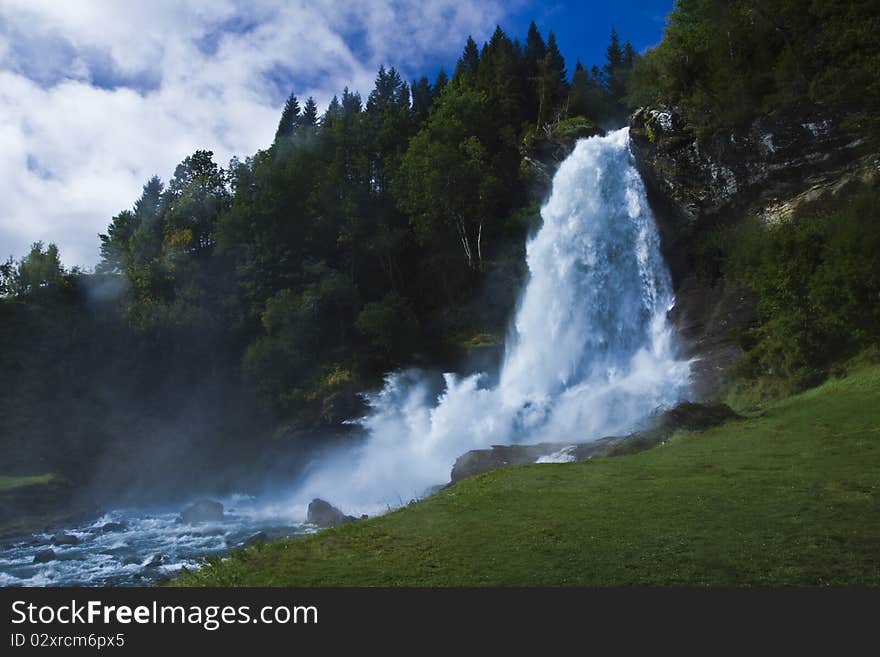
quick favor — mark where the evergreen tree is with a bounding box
[568,61,591,117]
[453,36,480,86]
[524,21,547,69]
[433,69,449,98]
[478,26,526,126]
[98,176,164,275]
[274,93,301,142]
[545,31,568,119]
[604,27,624,81]
[411,76,433,121]
[523,21,547,120]
[546,31,567,85]
[624,40,635,68]
[533,30,569,129]
[341,87,362,116]
[323,95,343,125]
[301,97,319,127]
[604,27,629,119]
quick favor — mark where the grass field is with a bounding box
[175,365,880,586]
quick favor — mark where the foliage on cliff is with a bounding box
[627,0,880,137]
[697,185,880,397]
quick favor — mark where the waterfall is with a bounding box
[291,128,691,515]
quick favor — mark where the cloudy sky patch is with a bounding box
[0,0,513,267]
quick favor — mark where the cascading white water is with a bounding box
[290,128,691,515]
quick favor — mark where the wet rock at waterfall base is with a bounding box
[450,401,740,483]
[33,549,57,564]
[307,499,357,528]
[51,532,79,546]
[179,500,224,524]
[144,554,164,568]
[99,521,128,533]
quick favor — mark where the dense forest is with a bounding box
[2,0,879,502]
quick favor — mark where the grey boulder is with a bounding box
[306,499,356,528]
[180,500,224,523]
[33,548,57,563]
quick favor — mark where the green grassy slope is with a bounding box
[176,366,880,586]
[0,473,81,539]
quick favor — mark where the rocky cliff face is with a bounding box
[629,105,878,399]
[630,105,876,284]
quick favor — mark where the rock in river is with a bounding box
[144,554,164,568]
[33,549,57,563]
[51,533,79,546]
[180,500,224,523]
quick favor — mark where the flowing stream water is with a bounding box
[1,128,690,586]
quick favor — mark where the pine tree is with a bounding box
[569,61,609,121]
[478,26,526,125]
[569,61,591,117]
[134,176,165,223]
[340,87,362,117]
[624,40,635,68]
[274,93,301,142]
[411,76,433,121]
[453,36,480,86]
[535,31,568,127]
[433,70,449,98]
[604,27,624,79]
[301,97,319,127]
[524,21,547,69]
[604,27,626,105]
[545,32,567,88]
[324,95,342,123]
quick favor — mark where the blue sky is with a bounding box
[0,1,673,268]
[439,2,672,80]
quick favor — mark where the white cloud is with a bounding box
[0,0,514,267]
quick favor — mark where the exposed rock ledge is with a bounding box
[629,105,877,267]
[450,402,738,483]
[628,105,878,399]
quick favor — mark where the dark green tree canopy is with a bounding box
[301,97,319,127]
[275,93,301,142]
[524,20,547,68]
[454,36,481,86]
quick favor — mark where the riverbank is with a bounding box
[0,474,97,541]
[175,363,880,586]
